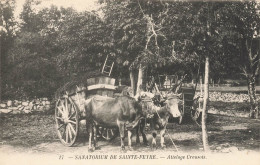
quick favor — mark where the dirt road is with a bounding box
[1,112,260,165]
[0,112,259,154]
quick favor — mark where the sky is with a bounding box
[14,0,100,19]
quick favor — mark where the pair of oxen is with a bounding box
[85,92,182,151]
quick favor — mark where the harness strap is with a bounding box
[165,129,179,152]
[142,97,180,151]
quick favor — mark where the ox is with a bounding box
[137,93,182,148]
[85,95,143,151]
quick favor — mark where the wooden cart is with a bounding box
[54,75,119,146]
[179,86,202,124]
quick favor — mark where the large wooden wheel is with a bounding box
[98,127,119,141]
[55,95,79,146]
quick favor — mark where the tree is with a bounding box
[101,0,180,94]
[173,1,214,152]
[0,0,16,101]
[101,1,221,151]
[4,0,117,98]
[217,1,260,118]
[55,8,106,76]
[4,0,64,98]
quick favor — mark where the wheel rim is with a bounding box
[55,96,79,146]
[98,127,118,141]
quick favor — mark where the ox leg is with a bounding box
[136,125,140,145]
[128,130,133,151]
[160,128,166,149]
[140,119,148,146]
[87,122,95,152]
[93,123,100,150]
[117,120,125,151]
[151,132,157,149]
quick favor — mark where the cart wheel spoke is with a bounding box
[68,125,73,142]
[69,109,76,120]
[68,103,73,115]
[110,129,114,136]
[57,107,64,116]
[66,125,69,143]
[102,128,106,136]
[106,129,109,140]
[58,124,65,130]
[68,123,76,135]
[65,99,68,113]
[56,117,63,121]
[62,102,67,117]
[68,120,77,125]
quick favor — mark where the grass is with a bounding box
[209,101,251,112]
[0,112,57,147]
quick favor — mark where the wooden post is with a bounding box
[136,64,144,95]
[130,70,136,96]
[202,56,210,152]
[200,76,203,97]
[199,76,203,110]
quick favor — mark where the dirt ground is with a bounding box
[0,110,259,155]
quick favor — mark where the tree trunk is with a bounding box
[118,71,122,86]
[248,76,259,119]
[0,62,1,103]
[136,64,144,95]
[243,38,259,119]
[129,70,136,96]
[202,56,210,152]
[0,72,1,103]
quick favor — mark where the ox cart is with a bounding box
[54,75,119,146]
[54,73,202,147]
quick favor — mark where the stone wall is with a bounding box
[209,92,260,102]
[0,98,53,114]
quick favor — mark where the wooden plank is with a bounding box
[87,84,116,90]
[87,78,96,86]
[87,76,116,86]
[101,90,106,97]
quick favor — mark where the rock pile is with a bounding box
[196,92,260,103]
[0,98,53,114]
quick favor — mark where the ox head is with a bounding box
[165,93,182,118]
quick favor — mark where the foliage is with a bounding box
[1,0,259,102]
[0,0,16,96]
[2,0,111,99]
